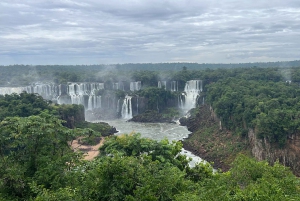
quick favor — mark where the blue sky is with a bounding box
[1,0,300,65]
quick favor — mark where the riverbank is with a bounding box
[181,104,250,171]
[71,137,105,160]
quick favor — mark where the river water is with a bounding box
[96,119,203,167]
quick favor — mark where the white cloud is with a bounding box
[0,0,300,64]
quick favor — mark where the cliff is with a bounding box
[183,104,300,176]
[248,129,300,176]
[181,104,249,171]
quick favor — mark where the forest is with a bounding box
[1,63,300,200]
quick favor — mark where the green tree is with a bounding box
[0,112,84,199]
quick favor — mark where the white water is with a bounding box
[0,82,105,111]
[130,81,141,91]
[170,81,178,91]
[0,82,205,166]
[121,96,133,119]
[158,81,167,89]
[102,119,203,166]
[182,80,202,113]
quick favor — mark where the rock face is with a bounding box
[248,129,300,176]
[182,104,300,175]
[179,106,219,132]
[181,104,244,171]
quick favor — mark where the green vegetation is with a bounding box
[137,87,176,112]
[0,92,51,121]
[182,105,249,170]
[1,129,299,200]
[1,64,300,199]
[0,112,84,199]
[75,121,116,137]
[207,78,300,147]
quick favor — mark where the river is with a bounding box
[95,119,203,167]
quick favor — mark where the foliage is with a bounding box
[33,139,300,201]
[161,107,181,119]
[0,92,51,121]
[2,65,300,200]
[0,112,84,199]
[100,133,189,170]
[138,87,176,112]
[1,124,299,200]
[75,121,115,136]
[131,70,159,87]
[206,78,300,146]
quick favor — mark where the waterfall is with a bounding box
[113,83,120,90]
[96,96,101,108]
[0,84,59,100]
[182,80,202,112]
[117,99,120,113]
[171,81,178,91]
[0,82,138,114]
[0,87,26,95]
[88,95,93,110]
[158,81,167,89]
[121,95,133,119]
[130,81,141,91]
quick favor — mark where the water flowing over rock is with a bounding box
[158,81,167,89]
[130,81,141,91]
[121,95,133,119]
[0,84,59,100]
[170,81,178,91]
[0,82,104,111]
[0,80,192,120]
[181,80,202,112]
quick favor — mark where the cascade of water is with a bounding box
[1,82,110,112]
[96,96,101,108]
[117,99,120,113]
[130,81,141,91]
[68,83,77,96]
[182,80,202,112]
[33,84,57,99]
[121,95,133,119]
[0,87,25,95]
[171,81,178,91]
[158,81,167,89]
[113,83,119,90]
[88,96,93,110]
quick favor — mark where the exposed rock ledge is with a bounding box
[248,128,300,176]
[181,104,300,176]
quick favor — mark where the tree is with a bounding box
[0,112,84,199]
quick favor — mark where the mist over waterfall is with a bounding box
[170,81,178,91]
[0,79,203,119]
[181,80,202,112]
[88,95,102,110]
[0,83,105,111]
[130,81,141,91]
[121,95,133,119]
[158,81,167,89]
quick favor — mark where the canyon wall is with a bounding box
[248,129,300,176]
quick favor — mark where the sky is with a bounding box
[1,0,300,65]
